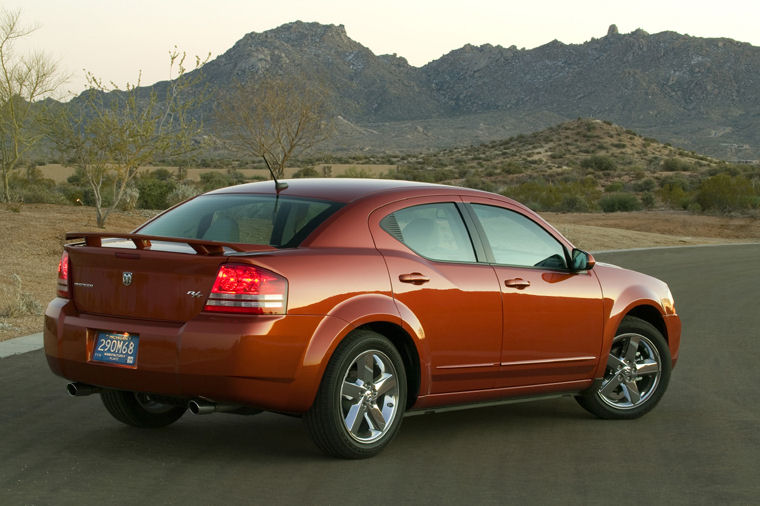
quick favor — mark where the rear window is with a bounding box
[138,194,343,248]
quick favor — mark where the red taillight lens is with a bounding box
[203,264,287,315]
[57,250,70,298]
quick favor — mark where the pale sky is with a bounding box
[9,0,760,99]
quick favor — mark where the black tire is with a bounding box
[100,390,187,428]
[577,316,671,419]
[304,330,407,459]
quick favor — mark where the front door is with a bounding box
[465,201,604,388]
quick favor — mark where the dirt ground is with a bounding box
[1,204,758,341]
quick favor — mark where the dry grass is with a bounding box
[1,203,758,342]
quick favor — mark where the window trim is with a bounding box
[379,201,482,265]
[463,202,573,272]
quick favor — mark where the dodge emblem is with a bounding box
[122,272,133,286]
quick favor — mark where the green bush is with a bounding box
[166,183,201,206]
[634,178,656,192]
[599,192,641,212]
[695,174,756,212]
[580,155,616,172]
[503,178,599,212]
[136,176,176,209]
[659,184,692,210]
[662,158,695,172]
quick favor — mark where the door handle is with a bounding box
[399,273,430,285]
[505,278,531,289]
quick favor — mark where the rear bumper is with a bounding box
[44,298,332,413]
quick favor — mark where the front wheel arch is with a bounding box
[577,315,672,419]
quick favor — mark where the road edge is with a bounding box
[0,332,43,358]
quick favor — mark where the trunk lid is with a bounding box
[64,233,274,322]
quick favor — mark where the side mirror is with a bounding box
[571,249,596,271]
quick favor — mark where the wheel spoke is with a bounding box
[342,380,365,401]
[622,381,641,405]
[374,372,396,396]
[345,401,367,435]
[359,353,375,384]
[366,403,387,431]
[624,335,641,362]
[607,353,627,371]
[635,359,660,377]
[599,374,623,398]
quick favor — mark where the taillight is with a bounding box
[203,264,287,315]
[57,250,70,298]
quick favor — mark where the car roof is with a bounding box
[206,178,508,204]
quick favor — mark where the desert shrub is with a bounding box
[339,167,373,178]
[463,175,495,192]
[641,192,656,209]
[292,167,319,178]
[199,171,238,192]
[0,274,42,318]
[605,182,624,192]
[662,158,695,172]
[659,184,692,210]
[695,174,756,212]
[599,192,641,212]
[19,184,68,204]
[580,155,616,172]
[136,175,176,210]
[117,186,140,211]
[504,178,599,212]
[166,183,201,206]
[56,183,87,204]
[634,178,657,192]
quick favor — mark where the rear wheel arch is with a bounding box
[359,322,421,409]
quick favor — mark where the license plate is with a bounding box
[92,331,139,366]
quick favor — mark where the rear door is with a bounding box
[463,199,604,387]
[370,197,503,394]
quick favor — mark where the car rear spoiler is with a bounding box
[64,232,276,256]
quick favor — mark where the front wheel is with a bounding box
[304,330,407,459]
[100,390,187,428]
[577,316,671,419]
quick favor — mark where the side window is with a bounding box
[471,204,568,269]
[381,203,476,263]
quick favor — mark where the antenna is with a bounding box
[263,156,289,192]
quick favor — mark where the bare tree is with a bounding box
[216,76,332,179]
[50,50,208,227]
[0,8,65,203]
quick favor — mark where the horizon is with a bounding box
[7,0,760,98]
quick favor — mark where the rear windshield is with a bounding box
[138,194,343,248]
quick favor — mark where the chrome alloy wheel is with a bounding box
[597,333,662,409]
[339,349,400,443]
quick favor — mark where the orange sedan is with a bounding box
[45,179,681,458]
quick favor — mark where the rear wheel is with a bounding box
[304,330,407,459]
[100,390,187,428]
[577,316,671,419]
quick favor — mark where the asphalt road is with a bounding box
[1,244,758,505]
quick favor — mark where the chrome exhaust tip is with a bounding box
[66,382,99,397]
[188,399,216,415]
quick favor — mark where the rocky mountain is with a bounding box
[144,22,760,159]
